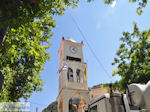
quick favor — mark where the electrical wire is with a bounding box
[28,10,113,110]
[68,9,113,82]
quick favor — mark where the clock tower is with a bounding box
[57,37,89,112]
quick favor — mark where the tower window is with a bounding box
[67,68,74,82]
[76,69,81,83]
[66,56,81,62]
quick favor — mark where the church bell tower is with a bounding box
[57,37,89,112]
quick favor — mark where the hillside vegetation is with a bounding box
[42,101,57,112]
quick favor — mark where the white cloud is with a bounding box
[111,1,116,8]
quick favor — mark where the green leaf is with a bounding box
[112,24,150,90]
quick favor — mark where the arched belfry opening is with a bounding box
[76,69,81,83]
[67,68,74,82]
[57,37,89,112]
[69,99,78,112]
[69,95,87,112]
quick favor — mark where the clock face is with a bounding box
[69,46,78,54]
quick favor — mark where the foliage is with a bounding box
[0,0,148,102]
[0,0,146,31]
[0,72,4,92]
[42,101,58,112]
[0,0,79,46]
[112,23,150,90]
[0,0,78,30]
[42,100,77,112]
[0,0,79,101]
[129,0,148,15]
[103,0,148,15]
[92,83,110,88]
[91,82,119,91]
[0,16,55,101]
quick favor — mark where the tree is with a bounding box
[0,16,53,101]
[112,23,150,90]
[0,0,78,46]
[103,0,148,15]
[0,0,79,101]
[0,0,148,45]
[42,101,58,112]
[0,0,148,101]
[0,72,4,92]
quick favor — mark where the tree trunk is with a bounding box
[0,27,9,47]
[0,71,4,92]
[0,26,8,92]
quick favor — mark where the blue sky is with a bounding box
[28,0,150,111]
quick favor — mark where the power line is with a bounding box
[68,9,113,82]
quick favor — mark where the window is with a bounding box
[76,69,80,83]
[67,68,74,82]
[67,56,81,62]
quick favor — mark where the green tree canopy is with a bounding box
[0,0,149,101]
[112,23,150,90]
[0,16,54,101]
[0,0,78,45]
[42,101,58,112]
[0,0,148,45]
[104,0,148,15]
[0,0,79,101]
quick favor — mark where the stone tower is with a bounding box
[57,37,89,112]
